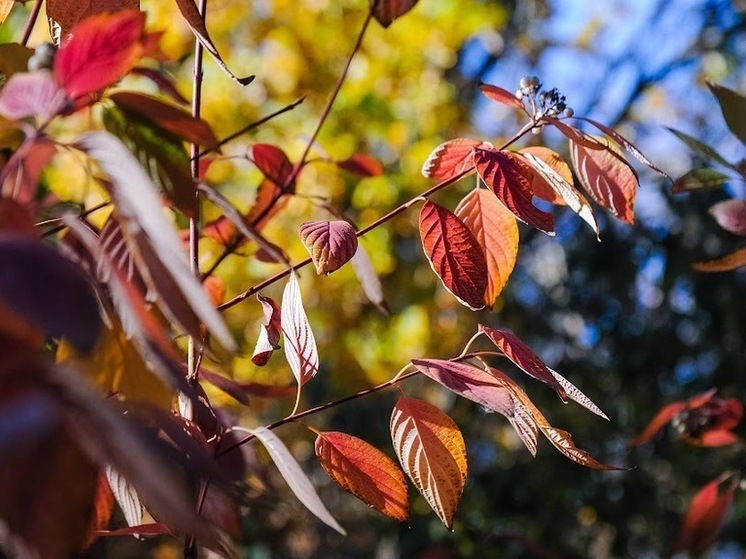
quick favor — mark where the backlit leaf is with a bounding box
[570,136,639,224]
[672,167,730,193]
[0,71,65,121]
[519,146,573,205]
[478,83,527,111]
[83,470,115,548]
[281,273,319,387]
[173,0,254,85]
[474,148,555,234]
[666,127,735,170]
[351,243,389,313]
[419,200,488,310]
[110,92,219,149]
[693,248,746,272]
[0,1,13,27]
[314,430,408,522]
[247,178,291,230]
[479,325,567,401]
[390,397,467,529]
[105,466,144,529]
[422,138,488,181]
[336,153,384,177]
[707,81,746,146]
[455,188,518,307]
[249,427,345,534]
[47,0,140,41]
[129,67,189,105]
[709,199,746,236]
[54,10,146,101]
[549,368,609,420]
[299,220,359,275]
[674,474,739,555]
[0,136,57,203]
[250,143,295,191]
[251,294,282,366]
[371,0,419,28]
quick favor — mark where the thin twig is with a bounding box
[40,200,111,237]
[20,0,43,47]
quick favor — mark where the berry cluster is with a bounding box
[515,75,574,122]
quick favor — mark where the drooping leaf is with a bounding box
[102,104,197,218]
[707,81,746,146]
[519,149,599,239]
[105,466,144,530]
[110,92,219,149]
[54,10,146,101]
[693,248,746,272]
[419,200,488,310]
[281,273,319,387]
[351,243,389,313]
[248,427,345,534]
[455,188,518,307]
[478,83,527,111]
[0,136,57,203]
[549,368,609,420]
[390,397,467,529]
[479,325,567,401]
[247,178,291,230]
[78,132,235,351]
[666,127,735,170]
[570,136,639,224]
[0,236,101,352]
[336,153,384,177]
[0,71,65,121]
[674,474,739,555]
[474,148,555,234]
[199,368,295,400]
[519,146,573,205]
[546,117,607,150]
[422,138,488,181]
[250,143,295,191]
[672,167,731,193]
[314,430,409,522]
[95,523,170,538]
[173,0,254,85]
[83,470,116,548]
[299,220,359,275]
[709,199,746,236]
[46,0,140,41]
[251,294,282,366]
[371,0,419,28]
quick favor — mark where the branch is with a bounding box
[20,0,43,47]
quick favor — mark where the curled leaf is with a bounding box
[371,0,419,28]
[709,199,746,236]
[693,248,746,272]
[299,220,358,275]
[251,295,282,366]
[281,273,319,387]
[519,146,573,205]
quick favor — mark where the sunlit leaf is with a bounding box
[54,10,146,101]
[707,81,746,146]
[314,430,408,522]
[336,153,384,177]
[390,397,466,529]
[549,368,609,420]
[299,220,359,275]
[455,188,518,307]
[672,167,730,193]
[46,0,140,41]
[249,427,345,534]
[422,138,488,181]
[251,294,282,366]
[0,0,14,27]
[0,71,65,121]
[83,470,115,548]
[478,83,527,111]
[474,148,555,234]
[129,67,189,105]
[693,247,746,272]
[247,178,291,230]
[281,273,319,387]
[479,325,567,401]
[250,143,295,191]
[419,200,487,310]
[371,0,419,28]
[351,243,389,313]
[173,0,254,85]
[709,199,746,236]
[666,127,735,170]
[105,466,144,530]
[570,136,639,224]
[0,136,57,203]
[674,473,739,555]
[519,146,573,205]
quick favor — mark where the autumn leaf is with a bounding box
[105,466,144,530]
[314,430,409,522]
[708,199,746,236]
[422,138,488,181]
[371,0,419,28]
[0,71,65,121]
[299,220,359,275]
[707,81,746,146]
[478,83,527,111]
[336,153,384,177]
[0,136,58,203]
[672,167,730,193]
[46,0,140,41]
[281,273,319,390]
[693,248,746,272]
[519,146,573,205]
[570,136,639,224]
[390,397,467,529]
[251,294,282,366]
[351,244,389,313]
[455,188,518,307]
[474,148,555,234]
[419,200,488,310]
[0,0,14,27]
[83,471,115,548]
[54,10,146,101]
[250,143,295,191]
[548,368,609,420]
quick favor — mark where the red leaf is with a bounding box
[336,153,384,177]
[630,402,686,446]
[371,0,419,27]
[0,137,57,203]
[110,92,219,149]
[479,325,567,401]
[250,143,295,191]
[390,397,467,529]
[0,71,65,121]
[455,188,518,307]
[54,10,146,101]
[299,220,358,275]
[709,199,746,236]
[478,83,527,111]
[315,431,409,522]
[693,248,746,272]
[95,523,171,537]
[251,294,282,366]
[46,0,141,41]
[419,200,488,310]
[697,430,740,447]
[247,178,291,230]
[199,368,295,401]
[281,273,319,387]
[83,470,115,548]
[674,474,739,555]
[0,199,39,238]
[422,138,487,181]
[474,148,555,234]
[546,118,607,150]
[570,137,639,224]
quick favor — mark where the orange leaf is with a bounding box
[250,143,295,191]
[0,0,13,27]
[47,0,140,41]
[519,146,571,205]
[83,470,115,548]
[474,148,555,234]
[54,10,146,101]
[390,397,467,529]
[455,188,518,307]
[674,474,739,555]
[299,220,358,275]
[693,247,746,272]
[570,137,639,224]
[419,200,487,310]
[479,83,527,111]
[422,138,488,181]
[247,178,291,230]
[630,402,686,446]
[337,153,384,177]
[315,431,409,522]
[372,0,419,27]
